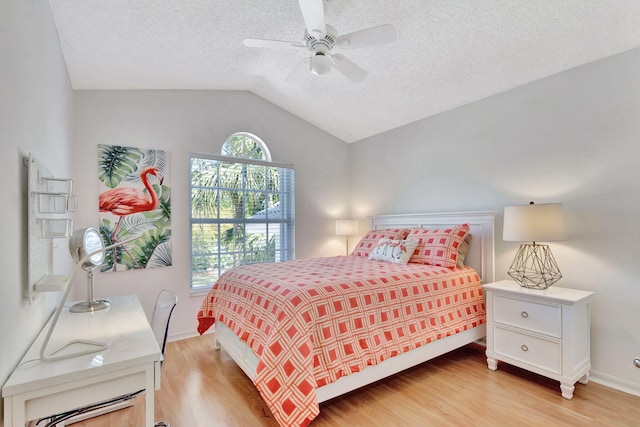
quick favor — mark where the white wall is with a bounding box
[71,90,350,341]
[3,0,637,414]
[0,0,74,422]
[350,47,640,395]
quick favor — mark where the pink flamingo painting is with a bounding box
[99,166,164,270]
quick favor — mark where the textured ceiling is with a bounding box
[49,0,640,143]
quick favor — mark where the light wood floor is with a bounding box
[70,334,640,427]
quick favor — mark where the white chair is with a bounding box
[151,289,178,362]
[151,289,178,427]
[150,290,177,427]
[36,290,178,427]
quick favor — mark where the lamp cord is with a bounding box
[39,237,137,362]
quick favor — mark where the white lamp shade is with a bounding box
[336,219,358,236]
[503,203,567,242]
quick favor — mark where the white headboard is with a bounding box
[370,211,496,284]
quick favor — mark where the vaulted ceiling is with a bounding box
[49,0,640,143]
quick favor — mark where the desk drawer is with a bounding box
[494,295,561,337]
[493,326,561,374]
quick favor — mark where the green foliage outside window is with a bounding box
[190,133,294,289]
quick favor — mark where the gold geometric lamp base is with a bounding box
[507,243,562,290]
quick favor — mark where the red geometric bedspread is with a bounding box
[197,256,485,427]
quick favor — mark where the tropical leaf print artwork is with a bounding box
[98,144,172,272]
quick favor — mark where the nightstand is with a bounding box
[483,280,594,399]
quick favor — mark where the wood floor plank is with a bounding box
[69,335,640,426]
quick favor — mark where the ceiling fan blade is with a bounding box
[243,38,305,49]
[298,0,326,39]
[330,54,367,82]
[335,24,397,49]
[285,57,311,82]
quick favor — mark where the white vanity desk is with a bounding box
[2,295,162,427]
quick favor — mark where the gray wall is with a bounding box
[0,0,74,422]
[350,47,640,395]
[70,90,351,342]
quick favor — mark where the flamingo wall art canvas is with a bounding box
[98,144,172,272]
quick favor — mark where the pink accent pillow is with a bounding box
[407,224,471,268]
[351,228,410,258]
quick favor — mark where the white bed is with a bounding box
[212,210,495,403]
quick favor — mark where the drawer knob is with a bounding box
[521,311,529,318]
[521,344,529,352]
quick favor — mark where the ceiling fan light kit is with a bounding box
[311,52,332,75]
[243,0,396,82]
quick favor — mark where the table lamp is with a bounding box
[503,202,567,289]
[335,219,358,255]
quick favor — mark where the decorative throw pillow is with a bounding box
[369,239,419,264]
[407,224,471,268]
[351,228,410,258]
[457,234,472,268]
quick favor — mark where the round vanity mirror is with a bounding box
[69,227,105,269]
[68,228,110,313]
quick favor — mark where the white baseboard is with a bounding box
[166,328,213,343]
[590,370,640,397]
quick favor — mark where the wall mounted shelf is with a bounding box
[35,192,77,214]
[33,275,71,292]
[25,154,77,302]
[39,218,74,239]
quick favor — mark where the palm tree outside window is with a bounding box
[190,133,295,291]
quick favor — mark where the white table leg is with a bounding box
[8,395,26,427]
[145,367,155,427]
[3,396,14,427]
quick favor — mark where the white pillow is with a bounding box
[369,239,419,264]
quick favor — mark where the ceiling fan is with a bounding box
[242,0,397,82]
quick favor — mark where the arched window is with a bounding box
[189,133,295,291]
[221,132,272,161]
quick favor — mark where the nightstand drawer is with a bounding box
[494,295,561,338]
[493,326,561,374]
